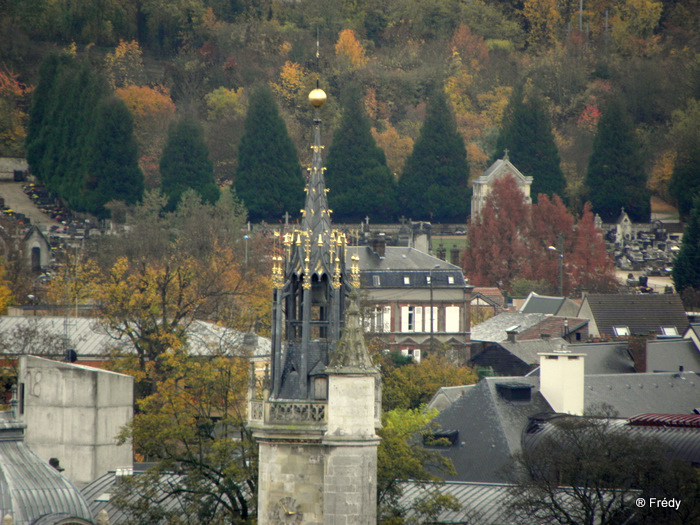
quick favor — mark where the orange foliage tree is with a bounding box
[0,68,31,156]
[335,29,369,71]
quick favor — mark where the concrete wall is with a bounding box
[18,355,133,488]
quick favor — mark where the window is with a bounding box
[426,275,431,284]
[372,275,381,287]
[400,348,421,363]
[661,326,678,336]
[403,275,411,285]
[445,306,460,332]
[401,306,422,332]
[613,326,630,337]
[369,306,392,333]
[447,275,455,284]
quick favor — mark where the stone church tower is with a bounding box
[249,88,381,525]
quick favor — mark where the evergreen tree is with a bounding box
[672,197,700,294]
[669,113,700,221]
[160,115,219,211]
[234,86,304,223]
[325,85,396,222]
[86,96,144,217]
[493,86,566,201]
[399,89,470,222]
[585,99,650,223]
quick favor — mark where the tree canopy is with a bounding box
[492,85,566,201]
[160,115,219,211]
[399,89,470,223]
[672,197,700,296]
[585,98,650,223]
[234,85,304,223]
[325,85,397,222]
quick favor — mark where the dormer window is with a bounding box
[403,276,410,285]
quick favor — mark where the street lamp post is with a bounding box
[547,234,564,297]
[429,264,440,354]
[244,235,249,266]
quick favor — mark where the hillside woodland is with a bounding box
[0,0,699,221]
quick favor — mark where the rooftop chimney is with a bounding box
[506,328,518,343]
[627,333,656,373]
[538,350,585,415]
[370,233,386,258]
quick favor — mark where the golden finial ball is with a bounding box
[309,88,327,107]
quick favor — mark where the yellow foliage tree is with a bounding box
[0,68,31,156]
[523,0,562,48]
[270,60,309,108]
[371,121,414,179]
[610,0,662,55]
[0,259,13,314]
[45,252,101,306]
[335,29,369,70]
[116,85,176,188]
[204,86,246,120]
[104,40,145,88]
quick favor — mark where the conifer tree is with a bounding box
[399,89,470,222]
[672,197,700,294]
[160,115,219,211]
[87,96,144,217]
[585,99,650,222]
[493,86,566,201]
[234,86,304,223]
[669,104,700,221]
[326,85,396,222]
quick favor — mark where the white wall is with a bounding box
[18,355,133,488]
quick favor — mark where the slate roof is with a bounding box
[646,338,700,373]
[428,371,700,482]
[346,246,468,289]
[0,411,94,525]
[565,341,636,375]
[581,293,689,337]
[519,292,566,315]
[428,376,551,482]
[470,312,549,342]
[426,384,475,412]
[0,316,270,359]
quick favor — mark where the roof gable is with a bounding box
[474,158,533,185]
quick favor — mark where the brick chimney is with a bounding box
[370,233,386,258]
[538,350,585,415]
[628,333,656,373]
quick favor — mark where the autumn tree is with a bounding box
[104,40,145,89]
[462,174,531,293]
[399,89,471,222]
[114,350,257,523]
[234,85,304,223]
[379,353,478,412]
[523,0,562,48]
[325,85,397,222]
[493,85,566,201]
[335,29,369,71]
[116,84,176,189]
[0,259,12,314]
[463,175,614,294]
[160,115,219,211]
[586,98,650,222]
[377,407,456,522]
[0,68,30,156]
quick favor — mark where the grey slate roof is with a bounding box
[0,412,94,525]
[470,312,549,342]
[582,293,689,337]
[519,292,566,315]
[0,316,270,359]
[584,371,700,416]
[427,384,475,412]
[566,342,636,375]
[646,338,700,373]
[347,246,468,289]
[428,372,700,482]
[429,376,551,482]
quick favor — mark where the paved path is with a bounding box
[0,181,60,228]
